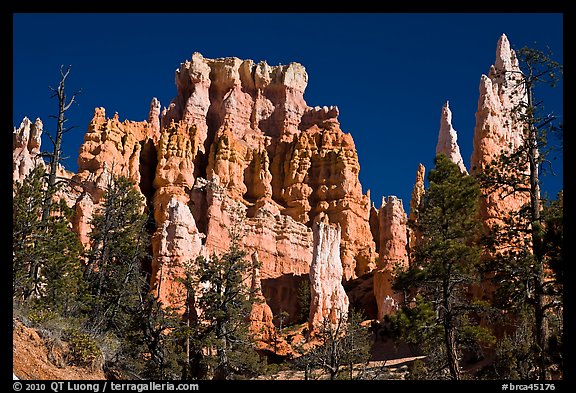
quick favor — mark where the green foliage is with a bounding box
[84,175,149,335]
[13,165,85,316]
[394,154,490,379]
[131,296,188,380]
[184,245,265,379]
[64,328,102,369]
[386,294,440,347]
[27,308,60,325]
[516,46,563,87]
[41,198,87,314]
[479,308,539,380]
[296,278,311,324]
[274,310,290,334]
[475,44,563,379]
[406,359,430,380]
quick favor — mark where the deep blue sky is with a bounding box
[13,13,563,212]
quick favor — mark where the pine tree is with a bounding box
[13,165,85,316]
[121,293,187,380]
[296,278,311,324]
[392,154,493,380]
[13,165,49,301]
[84,175,149,335]
[184,245,265,380]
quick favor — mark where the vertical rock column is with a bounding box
[470,34,529,232]
[151,119,204,309]
[373,196,409,320]
[161,52,211,153]
[151,196,203,309]
[437,101,468,174]
[309,213,349,330]
[408,163,426,255]
[248,252,276,342]
[13,117,43,183]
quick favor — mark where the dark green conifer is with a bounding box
[13,165,85,316]
[84,175,149,335]
[392,154,492,380]
[184,244,265,379]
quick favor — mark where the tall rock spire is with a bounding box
[309,213,349,330]
[470,34,529,231]
[409,163,425,223]
[436,101,467,174]
[408,163,425,254]
[471,33,526,176]
[494,33,517,75]
[373,196,409,320]
[148,97,161,141]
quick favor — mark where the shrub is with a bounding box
[64,328,102,369]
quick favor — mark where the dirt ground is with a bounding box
[12,319,105,380]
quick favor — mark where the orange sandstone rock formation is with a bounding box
[309,213,349,329]
[248,252,276,342]
[13,116,79,207]
[72,105,159,246]
[145,54,376,314]
[12,37,536,354]
[437,101,467,174]
[373,196,409,320]
[13,117,43,183]
[409,163,425,224]
[59,53,373,326]
[470,34,530,231]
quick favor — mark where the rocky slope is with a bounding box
[13,319,105,380]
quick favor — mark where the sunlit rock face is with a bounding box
[408,163,425,253]
[470,34,530,233]
[308,213,349,330]
[372,196,409,320]
[157,53,376,283]
[72,105,159,246]
[63,53,375,331]
[13,117,44,184]
[437,101,467,174]
[13,38,537,352]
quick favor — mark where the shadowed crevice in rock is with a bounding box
[344,271,378,320]
[261,274,309,327]
[189,180,209,239]
[139,139,158,205]
[139,138,158,282]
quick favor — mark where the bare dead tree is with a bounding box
[41,65,81,221]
